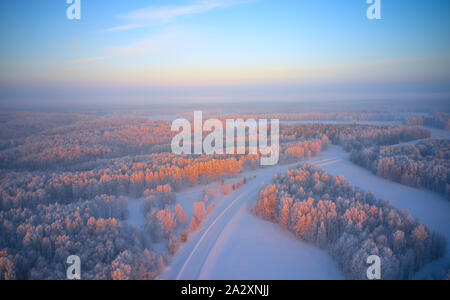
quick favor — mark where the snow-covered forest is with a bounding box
[1,0,450,283]
[0,110,448,280]
[404,114,450,131]
[0,112,327,279]
[253,164,446,279]
[350,140,450,199]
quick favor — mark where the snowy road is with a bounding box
[162,157,346,280]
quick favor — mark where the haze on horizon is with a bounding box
[0,0,449,108]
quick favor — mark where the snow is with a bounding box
[196,204,343,280]
[313,146,450,240]
[126,117,450,280]
[426,127,450,140]
[310,145,450,279]
[161,143,450,280]
[280,120,403,126]
[162,157,345,280]
[175,185,210,221]
[395,126,450,147]
[127,199,144,230]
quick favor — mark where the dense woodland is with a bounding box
[0,113,329,279]
[0,194,166,280]
[280,123,430,152]
[213,112,400,122]
[350,140,450,199]
[0,111,447,280]
[253,164,446,279]
[0,118,174,170]
[404,113,450,131]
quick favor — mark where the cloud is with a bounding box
[104,24,144,33]
[105,0,250,32]
[111,30,181,57]
[71,56,112,64]
[71,29,185,64]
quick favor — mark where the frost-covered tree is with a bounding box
[253,164,446,280]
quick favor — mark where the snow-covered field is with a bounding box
[127,199,145,230]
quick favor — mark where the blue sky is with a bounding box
[0,0,449,107]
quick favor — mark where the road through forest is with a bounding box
[162,129,450,280]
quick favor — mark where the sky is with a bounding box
[0,0,449,107]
